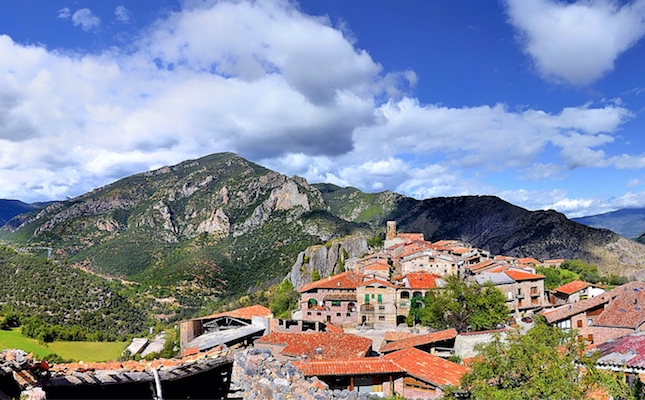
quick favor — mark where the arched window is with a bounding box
[308,298,318,309]
[400,291,410,299]
[413,291,423,298]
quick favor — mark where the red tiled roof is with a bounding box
[298,271,364,293]
[256,332,372,359]
[325,324,344,333]
[295,359,403,376]
[383,331,419,342]
[595,331,645,369]
[395,272,437,290]
[593,282,645,329]
[197,304,272,321]
[322,293,357,302]
[363,263,390,271]
[541,292,614,324]
[518,257,541,265]
[467,260,498,273]
[553,280,589,295]
[451,247,471,255]
[504,269,545,281]
[383,347,469,387]
[379,328,458,353]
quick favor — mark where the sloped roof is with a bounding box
[396,272,438,290]
[363,262,390,271]
[294,359,403,376]
[504,269,545,281]
[379,328,458,353]
[298,271,364,293]
[322,293,357,302]
[593,282,645,329]
[594,331,645,369]
[197,304,272,321]
[518,257,541,265]
[383,347,469,387]
[541,292,614,324]
[383,331,419,342]
[553,280,589,295]
[256,332,372,359]
[358,278,400,288]
[475,272,515,286]
[467,260,498,274]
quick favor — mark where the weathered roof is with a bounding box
[184,324,265,352]
[379,328,458,353]
[197,304,273,321]
[295,359,403,376]
[553,280,589,295]
[504,269,545,281]
[475,272,515,286]
[541,292,614,324]
[594,331,645,370]
[382,347,469,387]
[382,331,419,342]
[593,282,645,329]
[358,278,400,289]
[298,271,364,293]
[256,332,372,359]
[322,293,357,302]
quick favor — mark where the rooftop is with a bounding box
[394,272,438,290]
[593,282,645,329]
[379,328,458,353]
[382,347,469,387]
[256,332,372,359]
[552,280,589,295]
[298,271,364,293]
[295,359,403,376]
[504,269,545,281]
[196,304,273,321]
[594,331,645,370]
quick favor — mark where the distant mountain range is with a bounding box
[0,200,47,226]
[2,152,645,303]
[573,209,645,240]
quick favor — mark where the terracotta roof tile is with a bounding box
[553,280,589,295]
[197,304,272,320]
[504,269,545,281]
[395,272,437,290]
[295,359,403,376]
[383,347,469,387]
[595,331,645,369]
[593,282,645,329]
[541,292,614,324]
[298,271,364,293]
[380,328,457,353]
[256,332,372,359]
[322,293,357,302]
[358,278,400,288]
[383,331,419,342]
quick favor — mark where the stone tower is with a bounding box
[386,220,396,240]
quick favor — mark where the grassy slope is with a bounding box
[0,328,126,361]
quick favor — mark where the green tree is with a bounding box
[311,269,321,282]
[269,280,300,319]
[410,275,508,332]
[445,319,628,400]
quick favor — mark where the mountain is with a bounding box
[316,185,645,278]
[3,153,645,307]
[0,153,370,304]
[0,200,44,227]
[572,208,645,239]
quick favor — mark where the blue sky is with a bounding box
[2,0,645,217]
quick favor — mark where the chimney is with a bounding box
[314,347,323,361]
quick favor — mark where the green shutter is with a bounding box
[378,294,382,303]
[365,294,370,303]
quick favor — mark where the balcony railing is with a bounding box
[361,304,375,312]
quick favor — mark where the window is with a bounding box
[588,319,593,326]
[365,294,370,303]
[307,312,311,316]
[331,301,341,307]
[530,286,538,295]
[588,334,594,344]
[577,320,583,328]
[346,313,351,317]
[400,291,410,299]
[556,320,571,330]
[377,294,382,303]
[336,313,341,317]
[379,306,385,310]
[507,291,513,300]
[316,312,321,316]
[379,316,385,321]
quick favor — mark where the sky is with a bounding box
[2,1,645,218]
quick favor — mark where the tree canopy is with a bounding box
[410,275,509,332]
[445,319,628,400]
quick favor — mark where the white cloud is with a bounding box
[505,0,645,85]
[0,0,639,206]
[72,8,101,31]
[115,6,131,23]
[57,8,71,19]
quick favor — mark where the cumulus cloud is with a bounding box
[72,8,101,31]
[0,0,639,208]
[505,0,645,85]
[114,6,131,23]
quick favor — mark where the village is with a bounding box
[3,222,645,399]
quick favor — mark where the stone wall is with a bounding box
[230,348,375,400]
